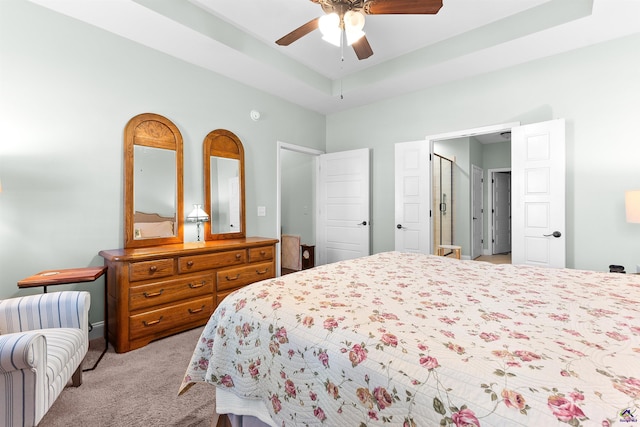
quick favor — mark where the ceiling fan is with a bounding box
[276,0,444,60]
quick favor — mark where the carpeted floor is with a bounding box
[40,326,218,427]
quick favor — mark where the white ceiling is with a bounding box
[28,0,640,114]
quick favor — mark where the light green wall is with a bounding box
[0,1,326,327]
[482,141,511,171]
[326,33,640,271]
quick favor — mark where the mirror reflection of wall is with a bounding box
[134,145,177,221]
[210,156,240,234]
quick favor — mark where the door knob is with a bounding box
[544,231,562,238]
[397,224,404,229]
[359,221,367,226]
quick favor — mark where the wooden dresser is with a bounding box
[99,237,278,353]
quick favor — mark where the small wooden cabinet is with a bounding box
[99,237,277,353]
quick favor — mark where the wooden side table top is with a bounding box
[18,266,107,289]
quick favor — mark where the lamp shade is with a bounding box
[319,13,341,47]
[344,11,365,45]
[187,204,209,222]
[626,190,640,223]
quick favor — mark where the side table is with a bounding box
[18,266,108,371]
[437,244,462,259]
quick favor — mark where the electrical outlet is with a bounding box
[257,206,266,217]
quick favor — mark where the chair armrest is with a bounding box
[0,331,45,373]
[0,291,91,334]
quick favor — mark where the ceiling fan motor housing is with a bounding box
[277,0,443,60]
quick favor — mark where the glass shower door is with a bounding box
[433,154,453,251]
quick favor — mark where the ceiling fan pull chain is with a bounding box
[340,32,345,100]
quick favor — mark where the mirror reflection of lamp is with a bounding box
[187,204,210,241]
[626,190,640,223]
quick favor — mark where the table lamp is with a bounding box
[186,204,209,241]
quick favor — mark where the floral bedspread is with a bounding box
[180,252,640,426]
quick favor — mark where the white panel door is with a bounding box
[394,141,431,253]
[512,119,565,267]
[316,148,370,265]
[471,165,483,259]
[492,172,511,254]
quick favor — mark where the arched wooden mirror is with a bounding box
[203,129,245,241]
[124,113,184,248]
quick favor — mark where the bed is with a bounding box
[179,251,640,426]
[133,211,175,238]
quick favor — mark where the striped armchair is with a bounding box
[0,291,91,427]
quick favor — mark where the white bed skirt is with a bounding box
[217,388,276,427]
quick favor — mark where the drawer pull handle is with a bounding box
[149,266,157,273]
[142,316,163,327]
[189,305,205,314]
[260,250,266,256]
[189,281,206,289]
[235,254,242,259]
[256,269,269,275]
[187,261,194,267]
[225,274,240,281]
[143,289,164,298]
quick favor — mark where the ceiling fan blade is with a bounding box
[276,18,320,46]
[352,36,373,60]
[364,0,443,15]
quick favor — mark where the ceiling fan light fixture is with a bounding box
[319,13,341,46]
[344,10,365,45]
[322,31,342,47]
[344,11,365,31]
[345,29,365,46]
[345,28,365,45]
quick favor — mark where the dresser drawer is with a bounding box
[178,250,245,274]
[216,288,237,306]
[129,274,213,311]
[129,258,174,282]
[248,246,274,262]
[129,296,214,341]
[217,261,274,291]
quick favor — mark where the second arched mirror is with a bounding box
[203,129,246,240]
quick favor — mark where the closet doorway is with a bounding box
[277,143,371,275]
[276,142,323,277]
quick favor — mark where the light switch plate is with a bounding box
[257,206,266,217]
[636,264,640,273]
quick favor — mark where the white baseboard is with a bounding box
[89,321,105,341]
